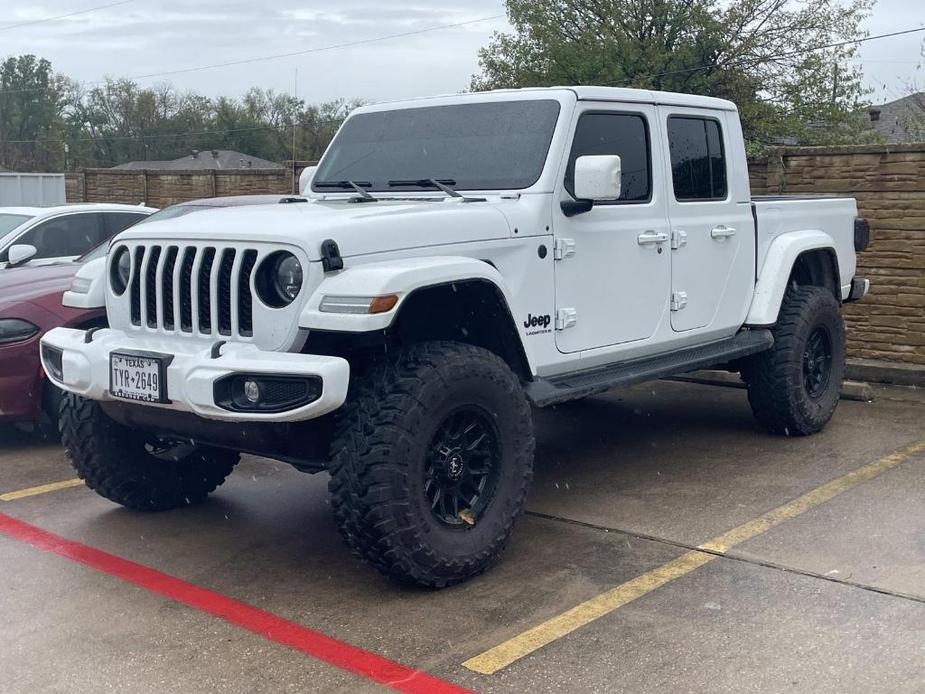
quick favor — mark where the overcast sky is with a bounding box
[1,0,922,106]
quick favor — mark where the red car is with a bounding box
[0,248,107,435]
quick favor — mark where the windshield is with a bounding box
[313,99,561,193]
[0,213,33,236]
[136,204,214,224]
[77,240,108,263]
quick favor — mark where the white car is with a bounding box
[0,203,155,268]
[42,87,869,588]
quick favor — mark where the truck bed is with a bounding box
[752,195,858,293]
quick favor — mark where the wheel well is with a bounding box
[392,281,532,380]
[789,249,840,300]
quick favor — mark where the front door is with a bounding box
[660,109,755,333]
[554,104,671,354]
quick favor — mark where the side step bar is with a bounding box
[526,329,774,407]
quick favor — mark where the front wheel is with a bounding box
[741,285,846,436]
[328,342,535,588]
[60,393,238,511]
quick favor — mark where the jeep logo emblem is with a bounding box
[524,313,551,329]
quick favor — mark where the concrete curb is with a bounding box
[669,370,874,402]
[846,359,925,388]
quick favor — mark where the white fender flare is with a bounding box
[299,256,517,332]
[745,230,837,326]
[63,257,107,309]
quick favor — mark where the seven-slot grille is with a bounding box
[127,244,259,338]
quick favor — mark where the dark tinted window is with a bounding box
[667,116,727,201]
[11,213,106,260]
[105,212,149,236]
[313,100,561,192]
[565,113,650,202]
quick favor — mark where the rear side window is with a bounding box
[667,116,727,201]
[565,112,651,202]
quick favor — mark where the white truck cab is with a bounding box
[41,87,869,587]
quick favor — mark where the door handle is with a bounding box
[637,230,669,246]
[711,225,737,240]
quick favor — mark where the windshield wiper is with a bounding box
[313,179,377,202]
[387,178,485,203]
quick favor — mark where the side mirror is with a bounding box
[574,154,622,201]
[7,244,38,267]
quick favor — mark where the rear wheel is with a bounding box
[741,285,845,435]
[60,393,238,511]
[328,341,535,588]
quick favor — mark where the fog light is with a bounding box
[243,379,261,404]
[214,374,323,413]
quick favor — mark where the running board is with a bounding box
[527,329,774,407]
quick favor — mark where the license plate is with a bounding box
[110,352,168,403]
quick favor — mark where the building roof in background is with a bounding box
[112,149,282,170]
[866,93,925,143]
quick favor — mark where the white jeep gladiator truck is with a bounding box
[41,87,870,587]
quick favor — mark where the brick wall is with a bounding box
[65,161,317,209]
[750,144,925,366]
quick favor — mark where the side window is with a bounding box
[565,112,651,203]
[11,213,106,260]
[667,116,727,201]
[104,212,149,237]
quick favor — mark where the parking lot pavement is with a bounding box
[1,380,923,693]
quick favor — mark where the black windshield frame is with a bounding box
[313,99,562,193]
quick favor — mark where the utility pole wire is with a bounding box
[0,0,135,32]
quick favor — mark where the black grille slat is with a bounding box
[144,246,162,328]
[217,249,236,336]
[179,247,196,332]
[130,247,145,325]
[238,250,258,337]
[197,248,216,334]
[161,247,178,331]
[125,243,259,337]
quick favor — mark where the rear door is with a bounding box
[660,109,754,334]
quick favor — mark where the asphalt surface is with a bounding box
[1,380,923,693]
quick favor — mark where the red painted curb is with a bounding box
[0,512,473,694]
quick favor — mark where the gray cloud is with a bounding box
[2,0,920,106]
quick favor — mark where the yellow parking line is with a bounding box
[0,479,84,502]
[463,438,925,675]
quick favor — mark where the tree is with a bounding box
[0,55,358,171]
[471,0,874,150]
[0,55,72,171]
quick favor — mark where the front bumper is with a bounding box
[40,327,350,423]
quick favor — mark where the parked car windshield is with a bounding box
[136,204,213,224]
[0,213,32,236]
[313,100,562,192]
[77,240,108,263]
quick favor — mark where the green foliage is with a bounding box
[472,0,876,149]
[0,55,357,171]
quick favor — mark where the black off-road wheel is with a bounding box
[741,285,845,436]
[59,393,238,511]
[328,341,535,588]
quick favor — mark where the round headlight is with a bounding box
[256,251,303,307]
[110,246,131,295]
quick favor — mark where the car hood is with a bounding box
[113,198,514,260]
[0,262,79,307]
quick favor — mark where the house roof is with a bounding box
[112,149,282,170]
[866,93,925,143]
